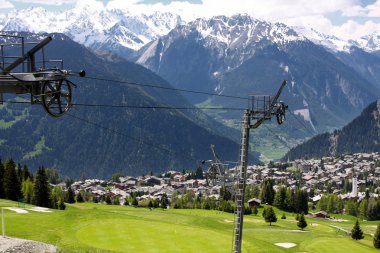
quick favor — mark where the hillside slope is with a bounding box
[284,100,380,160]
[0,32,247,178]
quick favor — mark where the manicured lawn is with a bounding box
[0,199,378,252]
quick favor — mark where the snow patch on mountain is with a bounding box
[293,26,380,53]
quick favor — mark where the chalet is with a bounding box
[248,198,261,208]
[313,211,329,218]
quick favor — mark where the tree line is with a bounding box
[0,158,66,210]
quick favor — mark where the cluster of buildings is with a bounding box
[68,152,380,205]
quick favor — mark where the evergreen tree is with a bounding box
[260,179,275,205]
[273,186,286,210]
[66,187,76,203]
[281,213,286,219]
[124,198,129,206]
[264,206,277,226]
[160,193,168,209]
[0,159,4,198]
[374,224,380,249]
[3,159,22,201]
[351,220,364,240]
[297,213,307,230]
[284,188,295,212]
[195,166,204,179]
[22,165,31,181]
[58,200,66,210]
[33,167,51,208]
[76,192,84,203]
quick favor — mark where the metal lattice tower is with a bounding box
[232,80,288,253]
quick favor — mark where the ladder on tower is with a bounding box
[232,110,250,253]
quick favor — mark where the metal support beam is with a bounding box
[233,109,251,253]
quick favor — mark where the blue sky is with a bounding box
[0,0,379,39]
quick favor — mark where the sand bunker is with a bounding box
[5,208,29,214]
[28,207,52,213]
[275,242,296,248]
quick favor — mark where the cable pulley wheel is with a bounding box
[41,79,72,117]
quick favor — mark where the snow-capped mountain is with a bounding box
[0,5,183,58]
[293,26,380,53]
[137,14,306,73]
[136,14,380,139]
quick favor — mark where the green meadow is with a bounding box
[0,199,378,252]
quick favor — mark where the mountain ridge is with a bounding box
[283,99,380,160]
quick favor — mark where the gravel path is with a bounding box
[0,236,56,253]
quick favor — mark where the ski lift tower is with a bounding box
[232,80,288,253]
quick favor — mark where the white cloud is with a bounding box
[0,0,14,9]
[331,20,380,39]
[12,0,77,5]
[342,0,380,17]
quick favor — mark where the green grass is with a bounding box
[0,200,378,252]
[0,107,28,129]
[23,136,52,160]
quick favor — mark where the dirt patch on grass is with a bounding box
[0,236,56,252]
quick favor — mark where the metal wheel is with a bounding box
[276,103,286,125]
[41,79,72,117]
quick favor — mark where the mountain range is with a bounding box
[135,15,380,141]
[1,7,380,162]
[0,32,246,179]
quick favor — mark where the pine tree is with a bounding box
[22,165,31,181]
[261,180,275,205]
[4,159,21,201]
[351,220,364,240]
[374,224,380,248]
[273,186,286,210]
[160,193,168,209]
[0,159,4,198]
[66,187,76,203]
[195,166,204,179]
[58,200,66,210]
[76,192,84,203]
[33,167,51,208]
[124,198,129,206]
[264,206,277,226]
[297,213,307,230]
